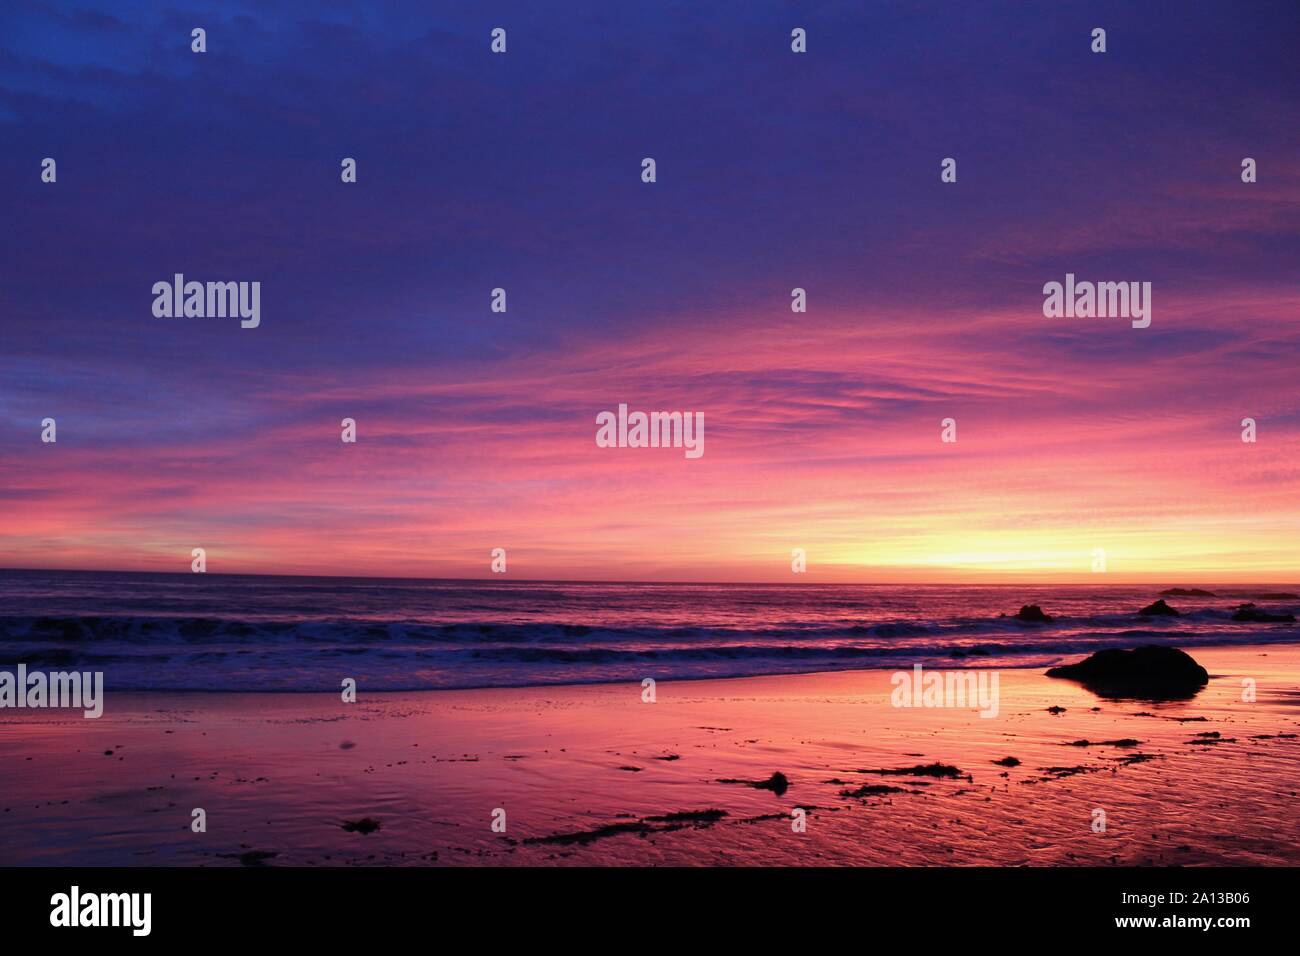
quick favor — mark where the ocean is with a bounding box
[0,569,1296,691]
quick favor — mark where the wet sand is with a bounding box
[2,644,1298,866]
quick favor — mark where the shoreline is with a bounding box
[5,634,1294,697]
[6,573,1298,693]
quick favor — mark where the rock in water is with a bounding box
[1138,599,1180,616]
[1014,604,1053,624]
[1159,588,1215,597]
[1045,646,1208,700]
[1232,603,1296,623]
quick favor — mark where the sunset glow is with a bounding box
[2,3,1297,583]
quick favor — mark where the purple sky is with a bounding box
[2,1,1298,581]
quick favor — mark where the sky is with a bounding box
[1,0,1298,583]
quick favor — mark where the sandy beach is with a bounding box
[2,643,1297,867]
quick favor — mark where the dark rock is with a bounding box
[1014,604,1053,624]
[1159,588,1215,597]
[1231,603,1296,623]
[1045,645,1208,700]
[992,756,1021,767]
[341,817,382,834]
[1138,599,1180,616]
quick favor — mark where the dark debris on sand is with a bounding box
[1115,753,1160,765]
[526,821,652,846]
[1039,765,1103,779]
[644,809,727,824]
[716,771,790,795]
[1066,738,1142,748]
[855,762,964,779]
[839,783,910,799]
[525,809,728,846]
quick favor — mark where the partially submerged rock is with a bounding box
[1138,599,1180,617]
[1045,645,1209,700]
[1231,603,1296,623]
[1013,604,1053,624]
[1160,588,1215,597]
